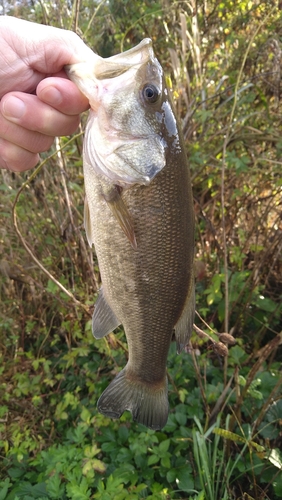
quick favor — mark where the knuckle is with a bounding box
[39,136,54,152]
[0,137,39,171]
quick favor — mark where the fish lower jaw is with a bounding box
[94,165,152,187]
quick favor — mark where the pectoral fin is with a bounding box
[174,280,195,354]
[103,185,137,250]
[84,195,94,247]
[92,288,121,339]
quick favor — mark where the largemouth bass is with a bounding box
[66,39,195,430]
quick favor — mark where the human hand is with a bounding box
[0,16,91,172]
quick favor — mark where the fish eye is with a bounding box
[142,84,160,103]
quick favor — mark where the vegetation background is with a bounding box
[0,1,281,499]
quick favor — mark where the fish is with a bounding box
[66,38,195,430]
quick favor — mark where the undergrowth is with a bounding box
[0,1,281,499]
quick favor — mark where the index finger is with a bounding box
[36,76,89,115]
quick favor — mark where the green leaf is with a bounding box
[112,464,137,486]
[80,407,92,424]
[269,449,282,470]
[46,474,65,499]
[66,483,91,500]
[147,454,160,466]
[265,400,282,422]
[254,296,277,312]
[161,456,171,468]
[175,412,187,426]
[46,280,59,294]
[273,472,282,497]
[118,426,129,443]
[6,483,48,499]
[0,406,8,418]
[258,422,279,440]
[178,388,188,403]
[229,345,247,364]
[176,468,194,492]
[134,483,147,493]
[0,479,11,500]
[207,292,215,305]
[7,468,26,480]
[106,474,126,490]
[166,469,177,483]
[195,492,205,500]
[159,439,170,453]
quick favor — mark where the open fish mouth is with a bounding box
[66,38,166,187]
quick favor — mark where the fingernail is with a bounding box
[40,86,63,106]
[2,96,26,119]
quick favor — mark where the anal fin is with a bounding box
[92,288,121,339]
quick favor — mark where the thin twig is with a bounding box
[193,323,217,344]
[195,310,220,335]
[190,343,210,420]
[56,137,99,292]
[83,0,108,39]
[74,0,81,34]
[12,134,90,316]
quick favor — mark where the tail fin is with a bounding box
[97,368,169,430]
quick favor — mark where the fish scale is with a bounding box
[66,38,195,429]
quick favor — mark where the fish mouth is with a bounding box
[65,39,154,87]
[93,39,154,80]
[65,38,159,107]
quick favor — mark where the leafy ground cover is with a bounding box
[0,1,281,499]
